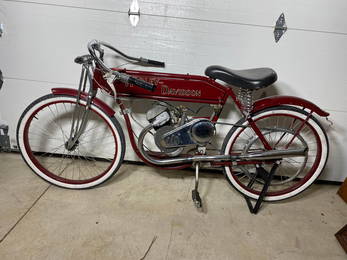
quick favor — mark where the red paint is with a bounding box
[253,95,329,117]
[284,111,313,149]
[93,69,229,105]
[23,99,118,184]
[52,68,328,171]
[247,117,272,150]
[227,112,322,197]
[51,88,115,116]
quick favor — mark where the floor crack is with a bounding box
[139,235,157,260]
[165,224,174,260]
[0,184,51,243]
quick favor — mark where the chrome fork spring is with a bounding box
[238,88,253,115]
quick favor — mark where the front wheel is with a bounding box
[222,106,329,201]
[17,94,125,189]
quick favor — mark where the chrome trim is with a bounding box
[238,148,307,160]
[138,125,307,165]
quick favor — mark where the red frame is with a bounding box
[53,68,329,169]
[93,68,232,105]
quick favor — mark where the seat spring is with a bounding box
[238,88,253,114]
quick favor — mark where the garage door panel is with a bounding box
[1,79,346,181]
[0,1,346,181]
[7,0,347,34]
[1,1,347,112]
[318,110,347,181]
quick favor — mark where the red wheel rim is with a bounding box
[228,112,322,196]
[23,100,118,185]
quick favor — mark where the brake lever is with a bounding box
[103,72,117,97]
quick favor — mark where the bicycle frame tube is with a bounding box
[116,98,192,169]
[92,68,275,164]
[86,67,328,167]
[94,68,232,105]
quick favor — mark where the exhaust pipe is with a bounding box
[138,125,307,166]
[139,145,307,166]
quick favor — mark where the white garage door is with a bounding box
[0,0,346,181]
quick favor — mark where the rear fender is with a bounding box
[51,88,115,117]
[252,95,329,117]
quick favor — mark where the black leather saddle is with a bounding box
[205,65,277,90]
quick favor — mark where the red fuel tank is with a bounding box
[93,69,229,105]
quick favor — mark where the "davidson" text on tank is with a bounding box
[161,85,201,97]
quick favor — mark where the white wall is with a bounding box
[0,0,346,181]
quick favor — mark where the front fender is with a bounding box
[51,88,115,117]
[253,95,329,117]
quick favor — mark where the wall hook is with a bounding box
[0,23,4,37]
[0,70,3,90]
[274,13,287,42]
[128,0,140,27]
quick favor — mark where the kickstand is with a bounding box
[192,162,202,209]
[243,162,280,214]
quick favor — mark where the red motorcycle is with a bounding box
[17,40,329,209]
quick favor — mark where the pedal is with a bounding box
[192,189,202,208]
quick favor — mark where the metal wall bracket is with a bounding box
[0,124,11,151]
[128,0,140,27]
[274,13,287,43]
[0,23,3,37]
[0,70,3,90]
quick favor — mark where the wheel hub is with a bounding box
[65,139,79,151]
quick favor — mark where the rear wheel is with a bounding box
[17,94,125,189]
[222,106,329,201]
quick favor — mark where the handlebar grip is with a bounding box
[146,59,165,67]
[74,54,93,64]
[128,76,156,92]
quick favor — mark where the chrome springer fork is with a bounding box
[65,56,96,151]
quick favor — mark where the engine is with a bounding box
[145,103,216,156]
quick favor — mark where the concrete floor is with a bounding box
[0,153,346,260]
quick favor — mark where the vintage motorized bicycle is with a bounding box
[17,40,329,210]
